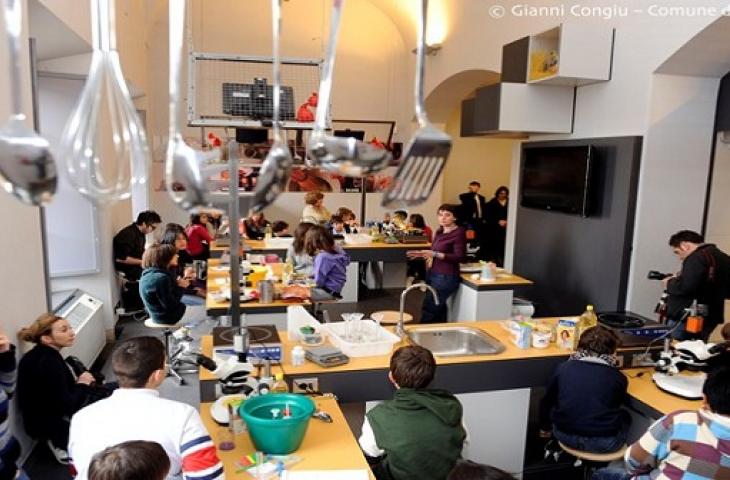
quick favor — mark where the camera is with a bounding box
[647,270,672,281]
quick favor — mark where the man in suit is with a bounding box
[458,181,487,259]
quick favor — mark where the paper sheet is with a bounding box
[281,470,369,480]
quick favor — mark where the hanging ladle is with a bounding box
[0,0,57,206]
[166,0,225,213]
[306,0,392,177]
[60,0,149,203]
[252,0,293,213]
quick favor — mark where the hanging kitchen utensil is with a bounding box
[252,0,293,212]
[382,0,451,208]
[306,0,391,177]
[59,0,148,203]
[0,0,57,206]
[166,0,225,213]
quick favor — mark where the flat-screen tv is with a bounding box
[520,145,595,217]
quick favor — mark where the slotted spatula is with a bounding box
[382,0,451,208]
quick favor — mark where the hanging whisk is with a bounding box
[60,0,149,203]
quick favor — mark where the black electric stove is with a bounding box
[598,311,670,368]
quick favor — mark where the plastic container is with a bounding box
[291,346,305,366]
[532,330,551,349]
[239,393,315,454]
[325,320,400,357]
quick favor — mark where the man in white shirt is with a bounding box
[69,337,223,480]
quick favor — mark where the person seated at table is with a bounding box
[185,213,213,260]
[392,210,408,230]
[329,215,347,237]
[448,460,517,480]
[286,222,315,277]
[0,330,22,480]
[272,220,291,237]
[359,345,466,480]
[304,224,350,301]
[160,224,205,306]
[139,244,186,325]
[408,213,433,240]
[88,440,170,480]
[243,212,271,240]
[301,191,331,224]
[405,213,434,286]
[539,325,630,454]
[16,314,108,464]
[592,366,730,480]
[69,337,223,480]
[113,210,162,282]
[335,207,359,233]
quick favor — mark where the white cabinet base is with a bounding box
[450,284,514,321]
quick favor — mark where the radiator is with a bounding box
[55,290,106,367]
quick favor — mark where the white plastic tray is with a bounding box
[324,320,399,357]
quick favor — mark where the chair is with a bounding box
[557,441,627,480]
[115,272,147,319]
[143,319,196,385]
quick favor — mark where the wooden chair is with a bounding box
[558,442,627,480]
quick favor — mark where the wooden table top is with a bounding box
[460,272,533,289]
[200,396,374,478]
[200,320,570,381]
[211,239,431,252]
[623,367,703,416]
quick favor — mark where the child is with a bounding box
[359,346,466,480]
[304,225,350,301]
[272,220,291,237]
[88,440,170,480]
[185,214,213,260]
[139,244,187,325]
[405,213,433,285]
[539,325,630,453]
[336,207,358,233]
[330,215,347,237]
[286,222,315,276]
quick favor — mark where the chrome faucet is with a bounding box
[397,282,439,338]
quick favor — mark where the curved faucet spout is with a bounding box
[397,282,439,338]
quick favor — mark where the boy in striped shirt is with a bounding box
[0,331,21,480]
[593,367,730,480]
[69,337,223,480]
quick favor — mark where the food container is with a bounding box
[239,393,315,454]
[324,320,400,357]
[557,318,579,350]
[532,330,551,349]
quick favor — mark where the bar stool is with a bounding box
[371,311,413,325]
[144,319,192,386]
[558,442,627,480]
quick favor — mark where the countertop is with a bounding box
[459,272,533,289]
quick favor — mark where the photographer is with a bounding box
[662,230,730,341]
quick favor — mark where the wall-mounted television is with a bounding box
[520,145,595,217]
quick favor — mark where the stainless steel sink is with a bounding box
[407,326,505,356]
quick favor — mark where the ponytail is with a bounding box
[18,313,63,344]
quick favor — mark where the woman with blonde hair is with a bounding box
[16,314,100,464]
[301,191,331,224]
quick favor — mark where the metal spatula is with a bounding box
[382,0,451,208]
[252,0,292,212]
[306,0,392,177]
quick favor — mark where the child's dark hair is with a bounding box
[390,345,435,389]
[577,325,619,356]
[704,367,730,415]
[330,215,344,224]
[272,220,289,234]
[112,337,166,388]
[88,440,170,480]
[189,213,203,225]
[292,222,315,254]
[448,460,516,480]
[409,213,426,229]
[304,224,337,256]
[160,223,186,246]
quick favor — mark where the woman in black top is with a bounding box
[483,186,509,266]
[16,314,99,463]
[160,224,205,305]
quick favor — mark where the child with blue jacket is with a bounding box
[304,225,350,301]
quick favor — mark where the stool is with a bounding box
[144,319,193,385]
[371,310,413,325]
[558,442,627,480]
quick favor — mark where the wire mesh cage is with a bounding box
[188,52,322,128]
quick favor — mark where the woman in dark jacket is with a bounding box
[16,314,98,463]
[483,186,509,266]
[407,204,466,323]
[139,244,187,325]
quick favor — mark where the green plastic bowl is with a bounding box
[239,393,315,454]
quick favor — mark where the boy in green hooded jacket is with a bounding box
[358,345,466,480]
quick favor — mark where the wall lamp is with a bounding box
[411,43,442,56]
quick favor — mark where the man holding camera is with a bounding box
[662,230,730,340]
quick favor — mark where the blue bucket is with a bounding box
[239,393,315,454]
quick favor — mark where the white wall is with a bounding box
[706,133,730,252]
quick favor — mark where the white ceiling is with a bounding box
[656,16,730,77]
[28,0,90,61]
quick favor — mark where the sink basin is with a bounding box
[407,326,505,356]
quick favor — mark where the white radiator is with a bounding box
[55,291,106,367]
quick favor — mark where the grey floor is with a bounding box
[23,287,422,479]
